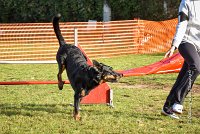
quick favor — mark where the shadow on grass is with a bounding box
[84,108,163,121]
[0,103,72,117]
[2,103,190,121]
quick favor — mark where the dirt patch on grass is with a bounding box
[112,82,200,94]
[115,83,150,89]
[191,85,200,94]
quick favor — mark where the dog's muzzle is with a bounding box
[92,60,123,82]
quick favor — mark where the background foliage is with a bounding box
[0,0,180,23]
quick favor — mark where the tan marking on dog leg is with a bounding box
[73,111,81,121]
[80,89,86,97]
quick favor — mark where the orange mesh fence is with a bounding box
[0,23,57,62]
[138,19,178,54]
[0,19,177,62]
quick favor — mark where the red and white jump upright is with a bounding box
[74,28,113,106]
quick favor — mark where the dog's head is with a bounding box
[92,60,123,82]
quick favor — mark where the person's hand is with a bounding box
[164,46,176,58]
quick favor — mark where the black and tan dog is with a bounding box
[53,14,122,120]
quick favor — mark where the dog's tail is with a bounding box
[52,13,65,46]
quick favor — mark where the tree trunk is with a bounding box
[164,0,168,14]
[103,0,111,22]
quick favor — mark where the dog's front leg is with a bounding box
[73,93,81,121]
[57,64,65,90]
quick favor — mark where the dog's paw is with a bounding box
[58,81,64,90]
[73,113,81,121]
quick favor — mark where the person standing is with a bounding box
[161,0,200,119]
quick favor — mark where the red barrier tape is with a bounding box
[0,80,70,85]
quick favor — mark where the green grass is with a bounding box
[0,54,200,134]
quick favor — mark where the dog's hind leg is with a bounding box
[73,93,81,121]
[57,64,65,90]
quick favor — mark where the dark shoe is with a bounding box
[161,107,179,119]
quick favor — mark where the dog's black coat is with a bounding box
[53,14,122,120]
[57,44,101,95]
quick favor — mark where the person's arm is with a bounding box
[165,0,189,58]
[172,12,189,48]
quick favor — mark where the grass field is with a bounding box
[0,54,200,134]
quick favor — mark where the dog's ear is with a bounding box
[92,60,101,68]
